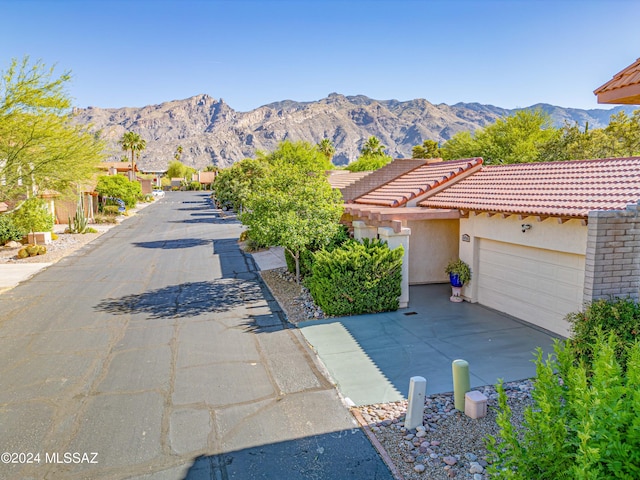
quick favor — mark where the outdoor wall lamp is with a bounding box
[521,224,532,233]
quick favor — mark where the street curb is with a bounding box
[351,407,405,480]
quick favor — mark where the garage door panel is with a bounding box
[477,239,585,337]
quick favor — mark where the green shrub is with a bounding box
[96,175,141,208]
[188,181,202,191]
[284,224,350,278]
[93,213,118,224]
[566,297,640,368]
[486,333,640,479]
[103,205,121,215]
[11,198,54,234]
[306,238,403,316]
[0,214,26,244]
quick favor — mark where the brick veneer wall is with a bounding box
[584,202,640,303]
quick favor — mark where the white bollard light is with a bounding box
[404,376,427,430]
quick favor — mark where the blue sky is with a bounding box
[2,0,639,112]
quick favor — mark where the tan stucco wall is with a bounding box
[458,214,588,301]
[407,219,459,284]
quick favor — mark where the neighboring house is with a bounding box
[98,162,139,177]
[192,171,217,189]
[139,168,168,187]
[342,157,640,337]
[594,57,640,105]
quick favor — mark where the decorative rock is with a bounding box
[465,453,478,462]
[416,430,427,438]
[443,456,457,466]
[473,475,483,480]
[414,464,426,473]
[469,462,484,474]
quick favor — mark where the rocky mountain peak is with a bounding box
[71,94,635,172]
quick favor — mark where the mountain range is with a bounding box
[72,93,636,171]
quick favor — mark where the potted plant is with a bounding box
[444,259,471,303]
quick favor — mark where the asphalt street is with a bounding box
[0,191,392,480]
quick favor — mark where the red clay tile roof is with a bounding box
[419,157,640,218]
[594,58,640,105]
[354,158,483,207]
[98,162,139,172]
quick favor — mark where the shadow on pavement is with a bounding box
[132,238,211,249]
[169,216,231,225]
[182,430,393,480]
[94,279,264,319]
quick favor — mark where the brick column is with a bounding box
[378,226,411,308]
[584,202,640,303]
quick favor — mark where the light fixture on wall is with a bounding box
[521,224,532,233]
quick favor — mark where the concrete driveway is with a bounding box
[299,283,559,406]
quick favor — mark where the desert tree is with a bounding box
[412,139,440,159]
[257,140,333,173]
[241,161,343,283]
[0,56,105,204]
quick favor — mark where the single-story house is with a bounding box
[341,157,640,337]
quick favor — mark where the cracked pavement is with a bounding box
[0,191,392,480]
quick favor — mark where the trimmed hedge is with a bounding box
[306,238,403,316]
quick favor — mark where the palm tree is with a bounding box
[361,136,386,156]
[118,132,146,179]
[174,145,183,161]
[316,138,336,163]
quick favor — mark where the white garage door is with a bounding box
[477,239,585,337]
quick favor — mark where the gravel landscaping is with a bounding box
[258,263,536,480]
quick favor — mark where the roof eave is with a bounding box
[595,83,640,105]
